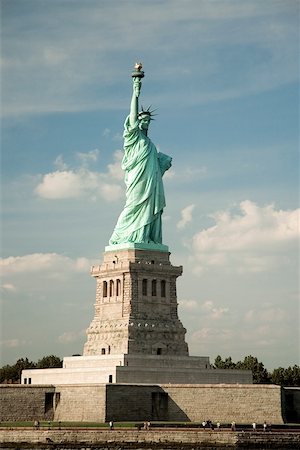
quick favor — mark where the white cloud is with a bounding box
[239,323,287,349]
[0,338,28,349]
[201,300,229,319]
[260,307,286,323]
[0,254,93,321]
[100,182,123,201]
[102,128,111,137]
[43,47,68,67]
[186,292,296,362]
[201,300,213,311]
[107,150,124,181]
[244,306,286,324]
[35,164,124,202]
[1,283,17,292]
[54,155,68,171]
[178,299,198,310]
[76,149,99,166]
[0,253,90,277]
[211,308,229,319]
[240,306,289,349]
[112,133,123,142]
[182,166,207,180]
[58,330,85,344]
[179,300,229,323]
[35,170,89,199]
[191,327,234,343]
[192,201,300,273]
[163,168,176,180]
[35,149,124,201]
[244,309,254,323]
[177,204,195,229]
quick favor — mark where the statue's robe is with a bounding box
[109,116,172,245]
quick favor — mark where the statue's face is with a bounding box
[139,115,151,131]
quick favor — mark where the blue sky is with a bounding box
[1,0,299,370]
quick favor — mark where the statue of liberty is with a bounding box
[109,63,172,246]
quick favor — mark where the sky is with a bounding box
[1,0,299,371]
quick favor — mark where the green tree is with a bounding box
[236,355,270,383]
[0,364,16,383]
[0,358,36,383]
[214,355,224,368]
[36,355,62,369]
[289,365,300,385]
[0,355,62,383]
[270,367,285,386]
[214,355,237,369]
[214,354,270,383]
[271,365,300,386]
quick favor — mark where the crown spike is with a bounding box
[138,105,158,120]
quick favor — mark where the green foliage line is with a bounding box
[0,355,62,383]
[214,354,300,386]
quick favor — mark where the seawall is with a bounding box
[1,428,300,449]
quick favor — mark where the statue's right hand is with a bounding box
[133,78,141,97]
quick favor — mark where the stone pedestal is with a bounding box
[21,246,252,385]
[84,247,189,357]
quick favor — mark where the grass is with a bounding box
[0,421,197,429]
[1,421,299,429]
[0,421,109,428]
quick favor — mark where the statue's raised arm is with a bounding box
[129,62,144,127]
[108,63,172,249]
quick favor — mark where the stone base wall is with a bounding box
[106,384,284,424]
[0,385,55,422]
[163,384,283,424]
[0,383,289,424]
[106,385,164,422]
[54,384,106,422]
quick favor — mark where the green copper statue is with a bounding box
[109,63,172,246]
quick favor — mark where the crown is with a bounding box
[138,105,157,121]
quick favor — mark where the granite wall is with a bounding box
[0,385,55,422]
[54,384,106,422]
[2,383,298,424]
[106,383,284,424]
